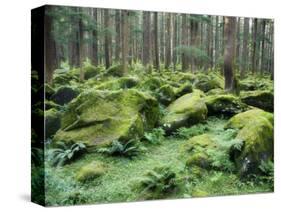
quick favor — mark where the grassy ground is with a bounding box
[45,117,272,206]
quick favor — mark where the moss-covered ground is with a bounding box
[45,116,272,206]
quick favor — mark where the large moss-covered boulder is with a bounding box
[193,73,224,92]
[137,77,164,92]
[225,109,274,176]
[240,90,273,112]
[95,77,139,91]
[45,108,61,138]
[180,134,217,169]
[53,89,159,147]
[205,94,248,116]
[175,81,193,97]
[104,64,123,77]
[155,84,176,105]
[84,65,100,80]
[51,86,80,105]
[160,92,207,133]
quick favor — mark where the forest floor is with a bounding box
[45,116,272,206]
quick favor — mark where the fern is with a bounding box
[98,139,145,157]
[175,124,208,139]
[138,166,177,199]
[144,128,165,144]
[50,142,87,167]
[258,160,274,187]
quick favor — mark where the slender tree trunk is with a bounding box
[165,13,172,69]
[173,14,178,71]
[224,17,236,92]
[251,18,258,74]
[92,8,98,66]
[45,6,58,84]
[115,10,121,62]
[121,10,129,75]
[260,19,266,74]
[241,17,249,78]
[142,11,151,68]
[78,8,84,81]
[214,16,219,68]
[154,12,160,71]
[104,9,111,69]
[236,17,240,67]
[181,14,188,71]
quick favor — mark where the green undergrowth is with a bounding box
[45,116,272,206]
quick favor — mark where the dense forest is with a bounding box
[31,5,274,206]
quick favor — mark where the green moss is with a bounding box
[84,65,99,79]
[225,109,273,129]
[193,73,224,92]
[175,81,193,97]
[156,84,176,105]
[180,134,217,169]
[76,161,107,182]
[160,92,208,133]
[53,70,79,87]
[45,100,61,110]
[95,77,139,91]
[53,89,159,146]
[225,109,274,176]
[206,88,225,96]
[45,108,61,138]
[137,77,164,92]
[104,64,123,77]
[205,94,248,116]
[191,189,209,197]
[240,90,273,112]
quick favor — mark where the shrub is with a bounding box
[144,128,165,144]
[137,166,177,199]
[97,139,145,158]
[50,142,87,167]
[175,124,208,139]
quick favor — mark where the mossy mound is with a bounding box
[180,134,217,169]
[225,109,273,129]
[225,109,274,176]
[76,161,107,182]
[174,81,193,97]
[206,88,225,96]
[104,64,123,77]
[137,77,164,92]
[95,76,139,91]
[51,85,80,105]
[193,73,224,92]
[240,90,273,112]
[205,94,248,116]
[240,77,273,92]
[53,69,79,86]
[45,100,61,110]
[160,92,207,133]
[53,89,159,147]
[155,84,176,105]
[45,108,61,138]
[84,65,100,80]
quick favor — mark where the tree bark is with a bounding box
[115,10,121,62]
[121,10,129,75]
[241,17,249,78]
[92,8,98,66]
[142,11,151,67]
[78,8,84,81]
[181,14,188,71]
[223,17,236,92]
[104,9,111,69]
[154,12,160,71]
[251,18,258,74]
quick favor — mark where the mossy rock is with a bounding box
[206,88,225,96]
[240,90,273,112]
[84,65,100,80]
[175,81,193,97]
[191,189,209,197]
[45,100,61,110]
[95,77,139,91]
[180,134,217,169]
[104,64,123,77]
[51,86,80,105]
[53,89,159,147]
[225,109,273,129]
[205,94,248,116]
[160,92,207,133]
[53,70,79,86]
[45,108,61,138]
[137,77,164,92]
[45,83,55,99]
[193,73,224,92]
[76,161,107,182]
[225,109,274,176]
[155,84,176,105]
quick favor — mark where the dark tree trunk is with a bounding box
[241,17,249,78]
[165,13,172,69]
[251,18,258,74]
[223,17,236,92]
[260,19,266,74]
[78,8,84,81]
[121,10,129,75]
[45,6,58,84]
[142,11,151,67]
[104,9,111,69]
[154,12,160,70]
[115,10,121,62]
[92,8,98,66]
[181,14,188,71]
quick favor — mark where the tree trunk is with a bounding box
[260,19,266,74]
[78,8,84,81]
[104,9,111,69]
[181,14,188,71]
[92,8,98,66]
[251,18,258,74]
[121,10,129,75]
[241,17,249,78]
[214,16,219,68]
[142,11,151,68]
[165,13,172,69]
[223,17,236,92]
[45,6,58,84]
[115,10,121,62]
[173,14,178,71]
[154,12,160,71]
